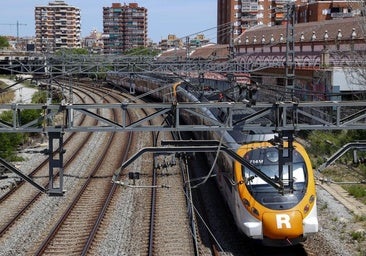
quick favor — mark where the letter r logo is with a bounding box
[276,214,291,229]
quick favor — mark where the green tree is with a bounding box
[0,132,25,160]
[31,90,47,103]
[0,91,47,160]
[55,48,89,55]
[124,46,160,56]
[0,36,10,49]
[0,110,26,160]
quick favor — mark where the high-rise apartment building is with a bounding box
[103,3,147,54]
[35,0,81,52]
[217,0,362,44]
[217,0,235,44]
[218,0,292,44]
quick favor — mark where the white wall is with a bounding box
[332,67,366,91]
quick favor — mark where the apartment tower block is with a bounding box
[217,0,293,44]
[35,0,81,52]
[103,3,147,54]
[217,0,361,44]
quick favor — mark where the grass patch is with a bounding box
[0,77,15,103]
[0,91,15,103]
[350,230,365,242]
[0,79,7,87]
[0,76,43,160]
[320,202,328,211]
[343,184,366,204]
[354,215,366,222]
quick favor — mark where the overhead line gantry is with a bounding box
[1,100,366,133]
[1,52,366,196]
[0,54,284,75]
[1,4,366,195]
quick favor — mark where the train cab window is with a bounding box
[242,147,308,210]
[246,164,305,185]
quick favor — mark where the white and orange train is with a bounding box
[107,74,319,246]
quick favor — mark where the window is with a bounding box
[241,147,308,210]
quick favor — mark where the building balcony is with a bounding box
[274,0,289,4]
[331,12,354,18]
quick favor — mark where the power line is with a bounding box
[0,20,27,41]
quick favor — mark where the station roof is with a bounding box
[158,44,229,61]
[158,17,365,61]
[238,17,365,45]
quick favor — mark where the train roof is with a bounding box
[182,84,274,140]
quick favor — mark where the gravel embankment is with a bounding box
[304,185,366,256]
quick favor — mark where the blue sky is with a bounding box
[0,1,217,43]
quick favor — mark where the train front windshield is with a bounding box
[242,147,307,210]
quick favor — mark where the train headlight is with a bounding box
[252,207,260,216]
[242,198,250,207]
[266,149,278,163]
[309,195,315,204]
[304,195,315,214]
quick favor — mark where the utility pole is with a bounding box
[285,1,296,101]
[0,21,27,42]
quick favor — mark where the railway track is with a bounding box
[0,80,194,255]
[0,85,126,254]
[33,87,132,255]
[0,88,96,236]
[93,83,195,255]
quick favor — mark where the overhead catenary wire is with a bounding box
[190,113,229,189]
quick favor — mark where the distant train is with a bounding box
[107,73,319,246]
